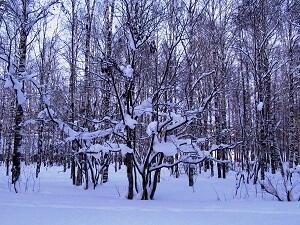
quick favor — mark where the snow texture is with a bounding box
[257,102,264,111]
[122,65,134,78]
[134,98,152,116]
[128,32,136,51]
[4,77,13,88]
[0,166,299,225]
[4,75,26,105]
[37,108,55,119]
[146,121,157,136]
[83,143,133,156]
[197,137,207,144]
[42,95,50,106]
[124,114,138,129]
[119,144,133,154]
[153,138,177,156]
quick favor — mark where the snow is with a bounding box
[170,112,184,123]
[114,122,126,134]
[257,102,264,111]
[153,139,178,156]
[4,77,13,88]
[0,166,299,225]
[16,89,26,105]
[85,144,109,153]
[42,95,50,106]
[83,143,133,155]
[146,121,157,136]
[295,165,300,173]
[210,143,230,151]
[122,65,134,78]
[58,122,78,140]
[21,71,38,82]
[23,119,37,126]
[37,108,55,119]
[179,144,196,153]
[78,128,113,140]
[124,113,138,129]
[128,32,136,51]
[119,144,133,154]
[4,75,26,105]
[260,172,300,201]
[134,98,152,116]
[57,121,112,142]
[93,143,127,154]
[197,137,207,144]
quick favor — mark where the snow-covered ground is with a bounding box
[0,166,299,225]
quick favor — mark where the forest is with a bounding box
[0,1,300,223]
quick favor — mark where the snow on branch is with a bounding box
[124,113,138,129]
[133,98,153,117]
[149,138,241,172]
[55,121,113,142]
[82,143,133,158]
[191,70,215,91]
[25,0,59,33]
[260,164,300,201]
[4,72,26,105]
[24,75,114,143]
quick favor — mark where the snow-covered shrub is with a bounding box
[260,164,300,201]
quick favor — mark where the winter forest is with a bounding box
[0,0,299,224]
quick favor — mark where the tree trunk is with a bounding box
[11,1,28,192]
[125,153,134,199]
